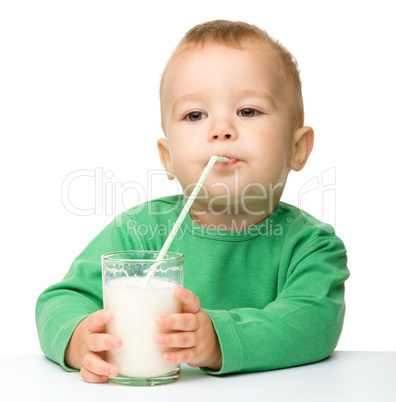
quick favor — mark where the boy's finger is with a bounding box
[80,366,108,383]
[156,331,197,348]
[156,312,198,331]
[87,333,122,352]
[174,287,200,314]
[87,310,112,333]
[162,348,195,365]
[83,352,118,378]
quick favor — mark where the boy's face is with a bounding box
[159,43,311,215]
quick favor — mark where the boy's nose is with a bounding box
[209,117,237,141]
[211,132,233,140]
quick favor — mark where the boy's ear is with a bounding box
[289,126,314,172]
[157,138,175,180]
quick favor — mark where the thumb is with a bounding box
[87,310,112,333]
[174,287,201,314]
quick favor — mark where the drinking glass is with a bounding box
[102,250,184,386]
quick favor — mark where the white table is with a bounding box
[1,352,395,402]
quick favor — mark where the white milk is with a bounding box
[104,276,182,377]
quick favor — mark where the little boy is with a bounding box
[36,20,349,383]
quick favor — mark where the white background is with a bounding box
[1,0,395,355]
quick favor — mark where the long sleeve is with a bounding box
[203,234,349,375]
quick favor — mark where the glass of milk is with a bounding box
[102,250,183,386]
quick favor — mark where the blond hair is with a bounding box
[160,20,304,129]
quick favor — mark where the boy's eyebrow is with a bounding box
[172,93,203,113]
[172,90,276,112]
[237,89,276,107]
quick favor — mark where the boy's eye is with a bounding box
[238,108,259,117]
[185,111,207,121]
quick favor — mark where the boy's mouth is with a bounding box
[214,157,239,167]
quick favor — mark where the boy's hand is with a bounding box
[65,310,122,383]
[155,287,222,371]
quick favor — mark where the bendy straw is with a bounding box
[144,155,229,286]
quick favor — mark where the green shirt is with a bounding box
[36,195,349,374]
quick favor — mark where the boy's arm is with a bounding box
[203,236,349,375]
[35,215,138,370]
[35,262,103,371]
